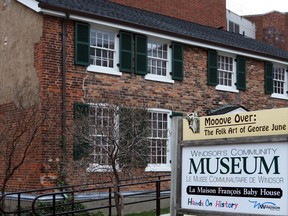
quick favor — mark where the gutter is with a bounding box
[61,13,69,185]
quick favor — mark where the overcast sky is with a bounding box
[227,0,288,15]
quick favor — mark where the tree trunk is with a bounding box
[112,161,124,216]
[0,183,6,215]
[114,187,124,216]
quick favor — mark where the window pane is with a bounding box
[147,40,168,77]
[218,55,234,87]
[148,111,169,165]
[89,105,115,165]
[90,29,115,68]
[273,66,285,94]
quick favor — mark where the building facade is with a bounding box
[0,0,288,191]
[226,9,256,38]
[245,11,288,50]
[110,0,227,29]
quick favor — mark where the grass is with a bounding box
[125,207,170,216]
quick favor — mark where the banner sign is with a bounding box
[181,142,288,215]
[183,108,288,141]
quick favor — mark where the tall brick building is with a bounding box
[245,11,288,51]
[110,0,227,29]
[0,0,288,191]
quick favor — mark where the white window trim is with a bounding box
[86,103,120,172]
[87,65,122,76]
[87,25,121,76]
[87,164,119,172]
[145,108,172,172]
[216,85,239,93]
[145,74,175,84]
[145,164,171,172]
[271,63,288,100]
[145,38,174,84]
[271,93,288,100]
[216,52,238,93]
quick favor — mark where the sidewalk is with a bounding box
[160,214,192,216]
[161,214,191,216]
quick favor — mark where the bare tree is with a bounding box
[0,79,50,198]
[70,100,151,216]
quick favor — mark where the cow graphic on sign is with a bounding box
[186,112,200,133]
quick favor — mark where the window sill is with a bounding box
[215,85,239,93]
[271,93,288,100]
[145,74,175,84]
[87,65,122,76]
[145,164,171,172]
[87,164,116,172]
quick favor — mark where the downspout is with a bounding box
[61,13,69,185]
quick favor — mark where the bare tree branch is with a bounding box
[68,100,151,216]
[0,78,51,196]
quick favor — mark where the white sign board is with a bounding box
[181,142,288,215]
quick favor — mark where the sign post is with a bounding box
[177,108,288,216]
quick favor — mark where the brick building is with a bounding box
[245,11,288,50]
[110,0,227,29]
[0,0,288,191]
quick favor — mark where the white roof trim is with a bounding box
[226,107,247,114]
[41,9,66,17]
[70,15,288,65]
[17,0,41,12]
[17,0,66,17]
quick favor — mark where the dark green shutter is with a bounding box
[135,34,147,75]
[171,112,184,117]
[119,31,133,73]
[75,22,90,66]
[172,42,184,80]
[73,103,90,160]
[207,50,218,85]
[265,62,273,94]
[236,56,246,90]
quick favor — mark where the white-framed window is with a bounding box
[145,38,173,83]
[87,26,120,76]
[216,52,238,93]
[228,21,240,34]
[85,105,172,171]
[146,109,172,172]
[88,104,118,170]
[271,64,288,100]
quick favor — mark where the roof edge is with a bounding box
[70,13,288,63]
[244,10,288,17]
[17,0,41,12]
[19,0,288,63]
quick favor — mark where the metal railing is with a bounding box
[0,175,171,216]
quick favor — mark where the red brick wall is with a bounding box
[0,103,43,191]
[110,0,227,29]
[245,12,288,50]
